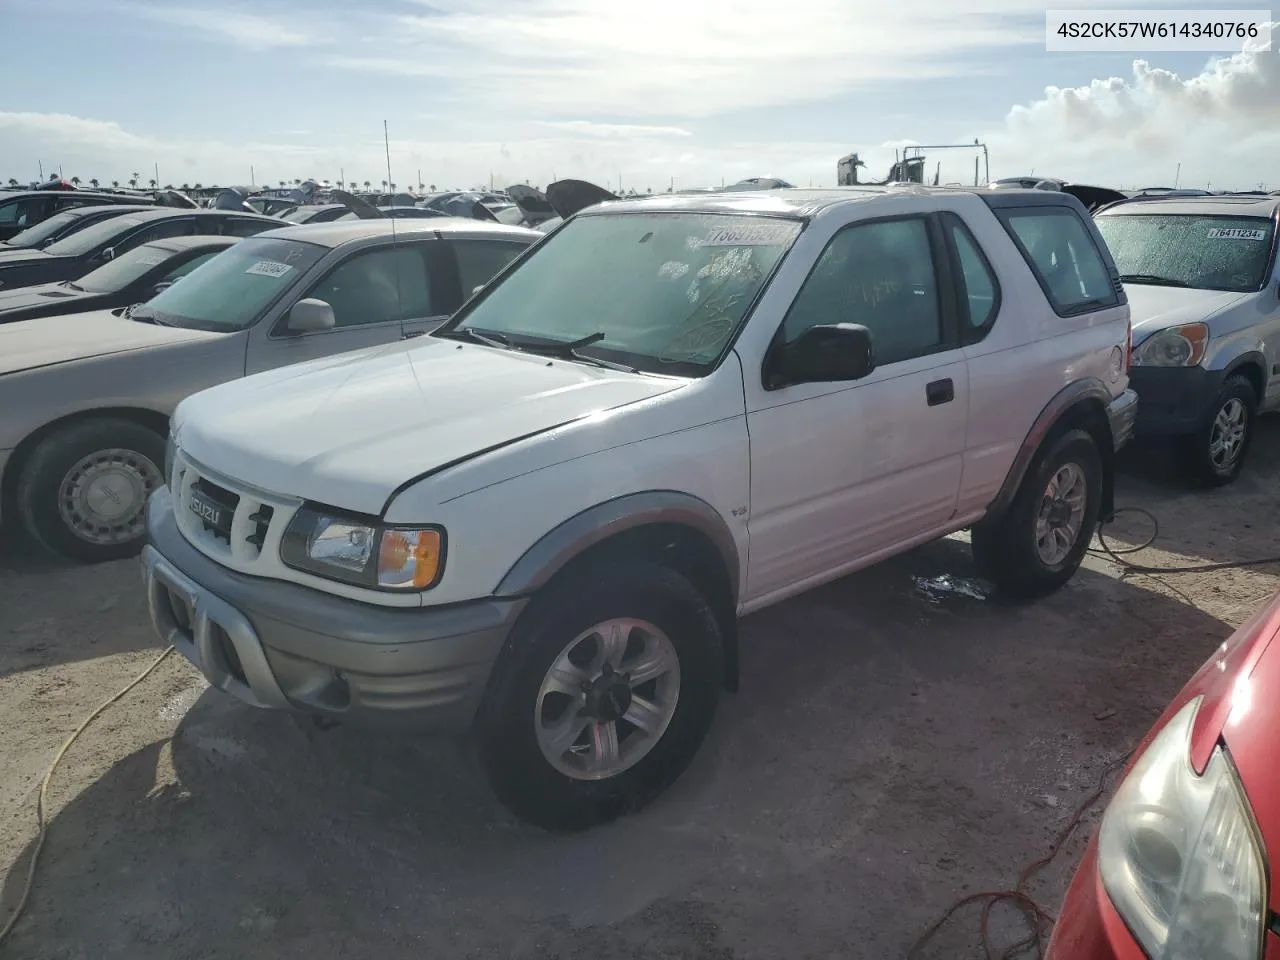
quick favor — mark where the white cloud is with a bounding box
[531,121,693,139]
[985,28,1280,189]
[120,3,328,50]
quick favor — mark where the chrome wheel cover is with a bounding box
[57,447,163,546]
[1209,398,1247,469]
[534,617,681,781]
[1035,462,1087,566]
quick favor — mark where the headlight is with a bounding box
[280,506,445,591]
[1098,697,1266,960]
[1132,323,1209,367]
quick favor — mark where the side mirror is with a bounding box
[100,246,116,262]
[150,280,174,296]
[777,323,875,386]
[285,297,336,334]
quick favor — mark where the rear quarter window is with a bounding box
[997,207,1119,317]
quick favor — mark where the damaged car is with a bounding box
[1095,193,1280,484]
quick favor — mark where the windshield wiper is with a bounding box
[125,304,169,326]
[516,332,639,373]
[456,326,512,349]
[61,280,84,292]
[1119,273,1191,287]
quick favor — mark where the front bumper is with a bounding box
[1127,365,1224,438]
[141,487,525,731]
[1107,388,1139,451]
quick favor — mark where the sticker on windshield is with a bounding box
[697,223,795,247]
[1207,227,1268,241]
[245,260,294,278]
[135,255,167,266]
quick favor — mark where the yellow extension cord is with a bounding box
[0,645,175,949]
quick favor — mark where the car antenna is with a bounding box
[384,119,404,329]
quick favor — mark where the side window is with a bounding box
[1000,208,1115,315]
[122,219,194,251]
[781,217,943,367]
[452,239,526,296]
[304,246,431,328]
[944,214,1000,336]
[221,218,272,238]
[162,252,219,282]
[3,197,51,227]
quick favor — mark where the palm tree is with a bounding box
[148,179,157,189]
[111,180,120,188]
[417,181,424,191]
[89,178,99,188]
[70,176,81,186]
[193,182,203,190]
[429,184,436,192]
[380,180,388,191]
[6,178,17,188]
[129,172,140,188]
[293,178,301,186]
[181,183,190,190]
[363,180,371,191]
[164,184,173,190]
[389,182,396,190]
[348,181,357,190]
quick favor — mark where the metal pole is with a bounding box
[154,162,159,187]
[250,165,255,187]
[383,120,393,192]
[38,160,43,181]
[1174,163,1181,189]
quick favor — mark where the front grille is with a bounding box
[172,453,293,567]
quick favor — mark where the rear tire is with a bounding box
[971,428,1102,600]
[1185,376,1255,487]
[16,418,165,564]
[475,559,722,831]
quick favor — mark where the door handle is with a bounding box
[926,378,954,406]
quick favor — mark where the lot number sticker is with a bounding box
[1207,227,1268,241]
[699,223,795,246]
[245,260,294,278]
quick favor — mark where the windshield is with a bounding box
[144,236,325,331]
[74,242,175,293]
[44,215,146,256]
[5,211,80,248]
[1096,214,1276,292]
[446,213,802,376]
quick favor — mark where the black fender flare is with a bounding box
[495,490,740,602]
[1221,351,1269,401]
[982,378,1117,525]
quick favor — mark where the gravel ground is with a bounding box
[3,423,1279,960]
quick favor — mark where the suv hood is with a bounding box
[0,309,220,376]
[175,339,685,516]
[1125,284,1250,340]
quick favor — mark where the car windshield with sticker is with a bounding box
[450,212,802,376]
[72,243,182,294]
[1097,214,1276,292]
[143,237,325,332]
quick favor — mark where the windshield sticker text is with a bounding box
[245,260,294,278]
[698,223,795,247]
[1207,227,1268,241]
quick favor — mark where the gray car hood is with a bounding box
[1126,284,1251,340]
[175,338,684,515]
[0,309,221,376]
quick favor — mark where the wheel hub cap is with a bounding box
[1034,461,1087,567]
[57,448,163,546]
[1209,398,1247,467]
[534,617,682,782]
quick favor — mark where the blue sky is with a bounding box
[1,0,1276,191]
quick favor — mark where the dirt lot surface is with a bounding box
[3,424,1280,960]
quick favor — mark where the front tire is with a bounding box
[16,418,166,563]
[475,560,723,831]
[1186,376,1255,487]
[971,428,1103,600]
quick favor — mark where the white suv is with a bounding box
[142,186,1137,829]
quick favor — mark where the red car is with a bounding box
[1048,593,1280,959]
